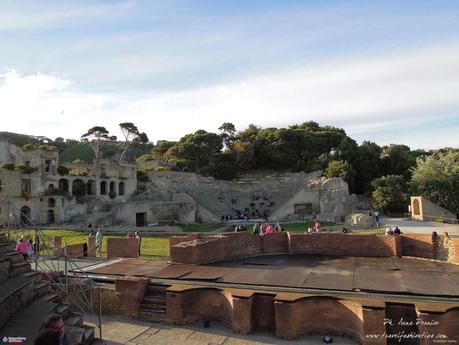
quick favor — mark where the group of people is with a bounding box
[385,226,402,235]
[15,235,39,261]
[233,221,285,235]
[251,221,285,235]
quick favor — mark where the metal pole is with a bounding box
[34,228,38,270]
[98,287,102,339]
[64,245,68,304]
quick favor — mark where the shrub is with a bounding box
[136,154,152,163]
[57,165,70,176]
[38,144,57,151]
[16,164,38,174]
[2,163,15,170]
[155,166,171,171]
[22,143,37,151]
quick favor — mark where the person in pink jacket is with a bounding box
[265,224,273,234]
[16,238,29,260]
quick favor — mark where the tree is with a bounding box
[151,141,177,160]
[410,150,459,214]
[118,122,149,162]
[218,122,236,150]
[371,175,409,213]
[163,130,223,172]
[381,144,419,180]
[325,160,355,186]
[352,141,383,194]
[81,126,117,196]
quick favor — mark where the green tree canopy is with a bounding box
[371,175,409,213]
[410,150,459,214]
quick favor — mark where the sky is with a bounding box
[0,0,458,149]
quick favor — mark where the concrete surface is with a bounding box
[383,218,459,235]
[86,315,357,345]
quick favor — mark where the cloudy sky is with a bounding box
[0,0,458,149]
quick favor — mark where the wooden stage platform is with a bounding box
[80,254,459,297]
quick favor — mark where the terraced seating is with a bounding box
[0,233,95,344]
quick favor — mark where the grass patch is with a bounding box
[179,223,225,232]
[5,229,170,260]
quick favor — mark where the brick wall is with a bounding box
[400,234,459,264]
[400,234,435,259]
[107,237,140,259]
[289,233,398,257]
[263,232,289,254]
[170,232,459,265]
[274,297,364,341]
[115,276,149,315]
[66,243,85,257]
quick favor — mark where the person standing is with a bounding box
[314,219,321,232]
[134,231,142,256]
[16,238,29,260]
[374,211,380,227]
[253,221,261,236]
[95,228,103,257]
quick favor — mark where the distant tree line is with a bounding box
[2,122,458,215]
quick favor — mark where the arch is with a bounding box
[100,181,107,195]
[48,198,56,207]
[48,183,55,190]
[58,178,69,193]
[274,296,363,342]
[20,206,31,225]
[87,180,95,195]
[72,179,86,196]
[118,181,125,196]
[413,199,420,216]
[109,181,116,193]
[173,288,233,325]
[47,209,55,224]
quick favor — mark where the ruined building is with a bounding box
[0,141,351,227]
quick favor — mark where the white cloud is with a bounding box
[0,42,458,149]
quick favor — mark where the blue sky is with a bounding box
[0,0,458,149]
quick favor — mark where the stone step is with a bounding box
[33,281,50,298]
[146,284,169,294]
[143,295,166,304]
[56,303,71,319]
[64,312,84,327]
[18,270,41,282]
[139,303,167,313]
[11,261,31,276]
[64,324,96,344]
[0,300,57,344]
[0,243,15,254]
[37,292,60,303]
[83,325,96,344]
[1,251,25,263]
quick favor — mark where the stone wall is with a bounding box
[142,170,351,223]
[411,196,456,221]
